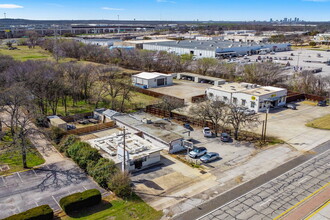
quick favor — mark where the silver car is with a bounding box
[189,147,207,158]
[200,152,220,163]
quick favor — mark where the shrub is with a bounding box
[87,158,118,188]
[59,189,101,213]
[49,126,66,144]
[58,134,79,153]
[309,41,317,47]
[108,171,132,198]
[3,205,53,220]
[66,141,101,170]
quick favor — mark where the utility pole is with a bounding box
[263,104,270,143]
[54,25,59,63]
[123,126,126,171]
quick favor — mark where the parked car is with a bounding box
[203,127,212,137]
[183,123,193,131]
[317,100,327,106]
[200,152,220,163]
[67,124,76,130]
[284,103,297,110]
[189,147,207,158]
[220,133,230,142]
[244,109,256,115]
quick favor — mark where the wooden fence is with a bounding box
[286,91,326,103]
[67,121,116,135]
[191,94,206,103]
[60,112,94,123]
[134,86,185,105]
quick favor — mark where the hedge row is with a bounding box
[59,189,102,213]
[3,205,53,220]
[59,135,132,198]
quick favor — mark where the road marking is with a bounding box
[305,200,330,220]
[299,177,308,183]
[260,198,272,207]
[273,182,330,220]
[52,195,61,208]
[16,172,23,183]
[83,186,87,190]
[196,149,330,220]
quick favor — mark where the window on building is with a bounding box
[209,93,214,97]
[233,97,237,104]
[259,102,263,108]
[242,99,246,106]
[223,96,228,102]
[251,101,256,108]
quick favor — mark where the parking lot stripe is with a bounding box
[32,169,38,176]
[52,195,61,209]
[1,176,6,185]
[34,201,38,206]
[16,172,23,183]
[83,186,87,190]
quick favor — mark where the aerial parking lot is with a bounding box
[0,161,106,219]
[256,102,330,151]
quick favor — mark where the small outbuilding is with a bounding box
[132,72,173,89]
[47,115,67,131]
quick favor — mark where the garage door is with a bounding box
[157,78,165,86]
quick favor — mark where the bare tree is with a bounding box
[226,105,260,140]
[242,63,284,86]
[26,31,40,48]
[195,58,218,75]
[157,96,185,118]
[0,86,38,168]
[189,100,226,136]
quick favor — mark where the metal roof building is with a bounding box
[143,39,291,59]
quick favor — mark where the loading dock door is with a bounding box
[134,159,143,169]
[157,78,165,86]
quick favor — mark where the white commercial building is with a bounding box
[132,72,173,89]
[206,83,287,112]
[89,132,163,171]
[313,33,330,43]
[113,113,190,153]
[143,39,291,59]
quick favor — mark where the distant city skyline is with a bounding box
[0,0,329,21]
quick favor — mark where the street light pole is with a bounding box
[123,126,126,171]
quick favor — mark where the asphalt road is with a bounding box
[0,161,105,219]
[173,141,330,220]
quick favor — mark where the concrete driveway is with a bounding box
[256,103,330,151]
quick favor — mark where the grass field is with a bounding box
[292,45,330,51]
[0,45,55,61]
[61,194,163,220]
[53,92,159,116]
[0,148,45,175]
[306,114,330,130]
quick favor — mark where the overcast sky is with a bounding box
[0,0,329,21]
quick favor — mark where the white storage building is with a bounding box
[132,72,173,89]
[143,39,291,59]
[206,83,287,112]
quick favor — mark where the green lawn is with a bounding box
[0,45,75,62]
[52,92,159,116]
[61,195,163,220]
[306,114,330,130]
[0,148,45,175]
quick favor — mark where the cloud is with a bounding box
[0,4,23,9]
[101,7,124,10]
[156,0,176,3]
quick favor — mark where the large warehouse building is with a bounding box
[206,83,287,112]
[143,39,291,59]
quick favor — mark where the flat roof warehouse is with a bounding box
[143,38,291,52]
